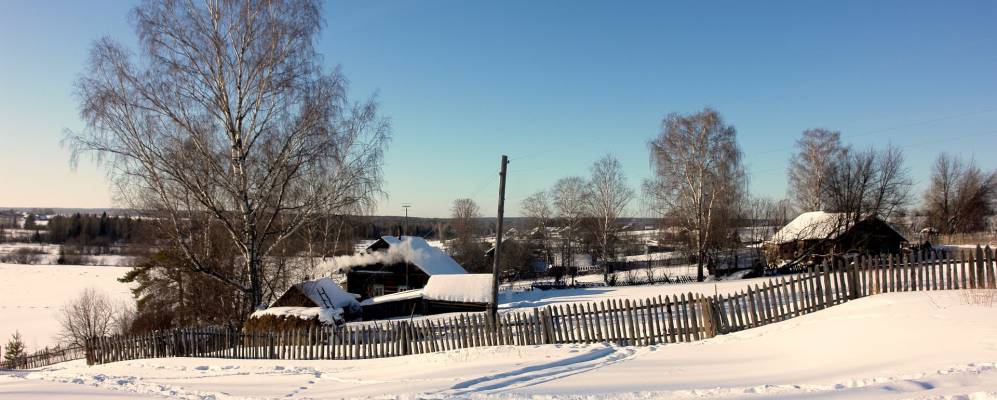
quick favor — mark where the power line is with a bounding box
[752,106,997,156]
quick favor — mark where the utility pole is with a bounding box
[490,155,509,323]
[402,203,412,236]
[402,203,412,289]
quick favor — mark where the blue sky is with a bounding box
[1,1,995,217]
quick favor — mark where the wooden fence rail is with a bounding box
[68,246,997,366]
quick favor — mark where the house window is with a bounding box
[370,284,385,297]
[397,284,408,292]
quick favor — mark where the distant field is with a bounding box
[0,242,138,266]
[0,263,134,352]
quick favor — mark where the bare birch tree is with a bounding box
[551,176,589,269]
[450,198,485,272]
[787,129,844,212]
[66,1,389,311]
[521,190,554,264]
[584,155,634,281]
[646,107,745,281]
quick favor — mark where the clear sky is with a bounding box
[1,0,995,218]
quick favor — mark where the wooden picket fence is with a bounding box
[78,246,997,366]
[0,345,86,370]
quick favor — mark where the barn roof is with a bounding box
[769,212,850,244]
[768,211,906,245]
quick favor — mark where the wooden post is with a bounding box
[987,246,996,289]
[747,286,759,327]
[489,155,509,323]
[977,246,987,289]
[687,293,701,340]
[663,295,676,343]
[399,321,409,355]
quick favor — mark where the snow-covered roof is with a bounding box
[768,211,851,244]
[359,289,424,306]
[330,236,467,276]
[422,274,493,304]
[290,277,359,309]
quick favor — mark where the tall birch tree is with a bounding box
[646,108,745,281]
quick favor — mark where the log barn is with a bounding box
[765,211,908,265]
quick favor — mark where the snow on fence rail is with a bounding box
[66,246,997,366]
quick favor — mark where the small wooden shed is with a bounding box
[245,277,360,332]
[765,211,908,265]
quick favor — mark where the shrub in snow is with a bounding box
[58,287,117,347]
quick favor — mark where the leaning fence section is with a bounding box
[73,246,997,366]
[1,345,86,370]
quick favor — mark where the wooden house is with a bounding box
[765,211,908,265]
[341,236,467,300]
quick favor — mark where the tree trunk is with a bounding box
[697,249,706,282]
[247,253,263,312]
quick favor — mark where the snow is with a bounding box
[4,291,997,399]
[620,251,681,262]
[769,211,851,244]
[422,274,493,304]
[248,306,344,324]
[288,277,358,310]
[498,275,763,309]
[0,243,138,266]
[359,289,424,306]
[0,263,135,352]
[322,236,467,276]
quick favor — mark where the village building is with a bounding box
[764,211,908,265]
[359,274,492,320]
[339,236,467,299]
[245,277,360,332]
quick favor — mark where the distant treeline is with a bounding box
[44,213,155,248]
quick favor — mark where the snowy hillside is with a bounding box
[0,263,134,351]
[2,291,996,399]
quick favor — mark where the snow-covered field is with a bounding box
[0,263,134,351]
[0,242,138,266]
[3,292,996,399]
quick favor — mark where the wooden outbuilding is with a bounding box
[765,211,908,265]
[245,277,360,332]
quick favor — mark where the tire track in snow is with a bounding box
[427,345,642,397]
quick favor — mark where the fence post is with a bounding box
[849,258,860,300]
[399,321,410,355]
[537,308,552,344]
[700,296,717,338]
[985,245,997,289]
